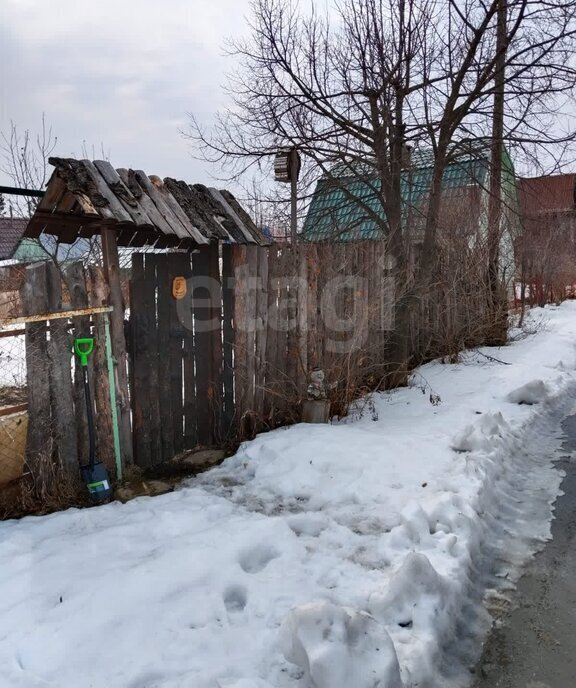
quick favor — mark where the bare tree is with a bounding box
[0,116,106,267]
[0,114,56,217]
[188,0,576,385]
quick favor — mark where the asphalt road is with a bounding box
[473,413,576,688]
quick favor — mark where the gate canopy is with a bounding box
[24,157,270,248]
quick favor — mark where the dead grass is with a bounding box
[0,464,90,520]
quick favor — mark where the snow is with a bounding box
[281,603,403,688]
[2,303,576,687]
[505,379,548,405]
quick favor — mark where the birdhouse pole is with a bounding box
[274,147,301,244]
[290,151,298,245]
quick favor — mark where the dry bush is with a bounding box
[230,227,506,435]
[0,461,88,520]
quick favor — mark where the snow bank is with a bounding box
[281,602,403,688]
[1,304,576,688]
[506,379,548,405]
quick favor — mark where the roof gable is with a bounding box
[0,217,28,260]
[302,151,491,242]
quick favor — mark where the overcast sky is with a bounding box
[0,0,254,188]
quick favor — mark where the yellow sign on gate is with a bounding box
[172,276,187,300]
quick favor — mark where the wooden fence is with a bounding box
[127,239,488,467]
[0,261,118,492]
[0,238,492,488]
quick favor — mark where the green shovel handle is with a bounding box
[74,338,95,367]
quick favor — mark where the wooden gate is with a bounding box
[129,246,234,467]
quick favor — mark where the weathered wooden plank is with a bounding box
[207,188,257,245]
[316,242,330,374]
[221,244,235,438]
[0,328,26,338]
[167,253,186,454]
[207,243,223,443]
[133,171,203,244]
[179,253,196,450]
[45,262,78,475]
[231,245,248,427]
[101,227,133,466]
[144,254,162,465]
[254,247,268,420]
[275,246,293,419]
[296,245,308,396]
[93,160,154,227]
[156,255,175,462]
[244,246,258,422]
[20,262,52,495]
[81,160,133,223]
[220,190,271,246]
[129,253,151,468]
[192,246,214,446]
[264,245,280,422]
[157,183,207,245]
[285,246,299,400]
[36,172,67,212]
[306,243,320,371]
[277,246,290,417]
[2,306,112,327]
[64,262,91,464]
[0,403,28,417]
[118,168,174,236]
[87,266,116,475]
[163,180,217,241]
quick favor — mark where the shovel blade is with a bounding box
[81,462,112,503]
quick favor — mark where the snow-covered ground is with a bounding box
[2,304,576,688]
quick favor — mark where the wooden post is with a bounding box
[65,262,90,464]
[87,266,116,475]
[232,246,249,430]
[144,254,162,464]
[100,226,133,465]
[130,253,152,467]
[207,243,223,443]
[255,247,268,422]
[20,262,51,495]
[156,255,175,462]
[221,245,235,438]
[45,262,78,475]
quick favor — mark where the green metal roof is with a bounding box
[12,238,50,262]
[302,150,491,242]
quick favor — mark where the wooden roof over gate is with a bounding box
[24,157,270,248]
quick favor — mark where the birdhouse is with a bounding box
[274,147,301,183]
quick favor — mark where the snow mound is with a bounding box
[368,553,462,685]
[506,379,548,405]
[450,412,509,452]
[281,602,403,688]
[369,553,450,629]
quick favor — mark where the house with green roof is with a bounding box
[0,217,93,267]
[0,218,49,265]
[302,144,519,284]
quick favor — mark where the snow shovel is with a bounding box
[74,337,112,503]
